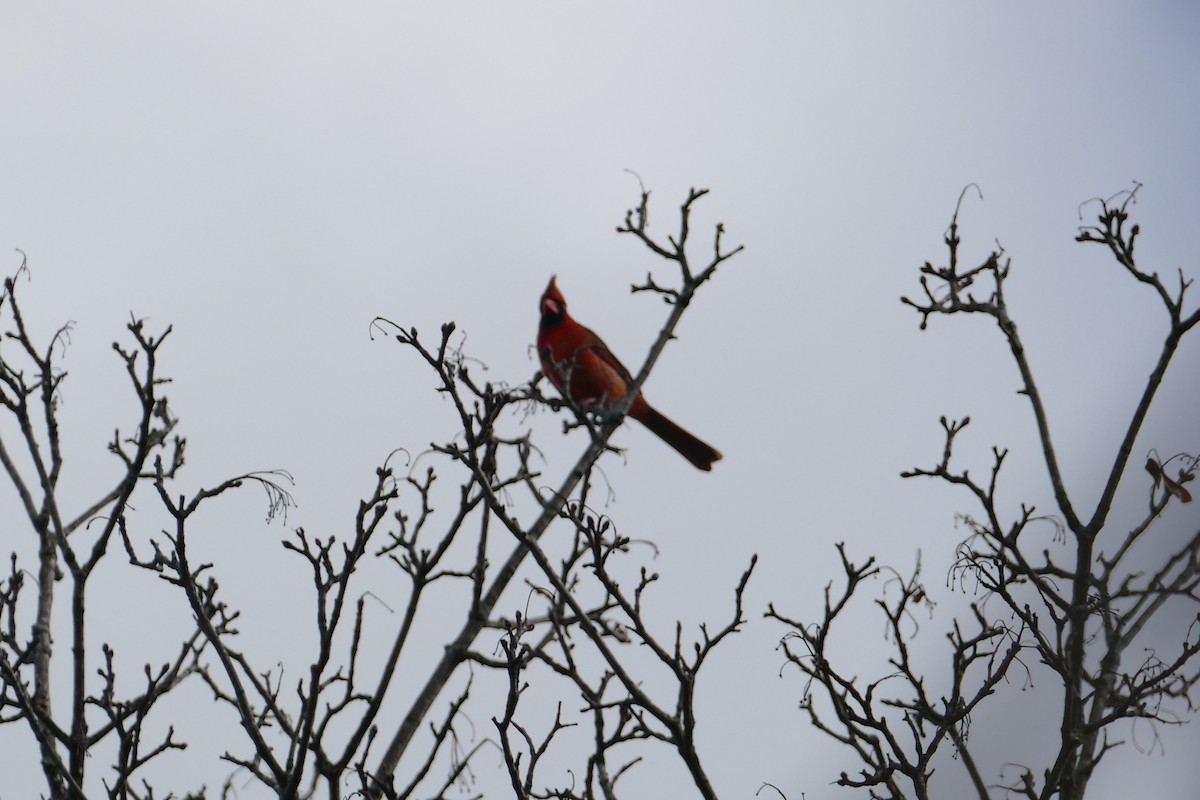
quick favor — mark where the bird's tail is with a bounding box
[634,404,722,471]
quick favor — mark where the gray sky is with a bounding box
[2,4,1198,798]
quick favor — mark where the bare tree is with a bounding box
[0,255,193,799]
[1,187,749,800]
[768,185,1200,799]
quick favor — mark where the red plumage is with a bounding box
[536,276,722,471]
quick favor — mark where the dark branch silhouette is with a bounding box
[773,184,1199,800]
[1,187,748,800]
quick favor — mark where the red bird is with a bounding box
[536,276,722,471]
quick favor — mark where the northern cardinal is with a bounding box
[536,276,722,471]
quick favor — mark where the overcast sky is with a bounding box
[2,4,1198,799]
